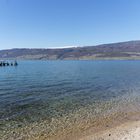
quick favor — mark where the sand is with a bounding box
[41,112,140,140]
[80,121,140,140]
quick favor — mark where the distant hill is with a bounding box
[1,41,140,60]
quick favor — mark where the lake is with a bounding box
[1,60,140,139]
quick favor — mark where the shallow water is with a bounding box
[1,60,140,139]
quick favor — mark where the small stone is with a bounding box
[109,134,111,136]
[18,124,22,127]
[41,133,44,136]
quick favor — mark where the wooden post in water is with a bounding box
[0,60,18,67]
[14,61,18,66]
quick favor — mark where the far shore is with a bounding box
[2,57,140,61]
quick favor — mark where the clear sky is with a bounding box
[0,0,140,50]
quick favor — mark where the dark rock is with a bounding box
[18,124,22,127]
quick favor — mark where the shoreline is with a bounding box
[80,120,140,140]
[46,112,140,140]
[2,86,140,140]
[2,99,140,140]
[2,58,140,60]
[1,107,140,140]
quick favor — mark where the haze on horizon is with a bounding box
[0,0,140,50]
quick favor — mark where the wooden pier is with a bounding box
[0,61,18,67]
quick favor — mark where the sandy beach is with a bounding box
[80,121,140,140]
[44,112,140,140]
[45,120,140,140]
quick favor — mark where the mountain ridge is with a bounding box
[1,40,140,60]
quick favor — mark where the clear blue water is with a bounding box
[1,60,140,138]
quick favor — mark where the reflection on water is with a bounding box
[1,60,140,139]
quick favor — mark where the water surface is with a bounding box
[1,60,140,139]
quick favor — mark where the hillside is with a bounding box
[1,41,140,60]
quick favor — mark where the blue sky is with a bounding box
[0,0,140,50]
